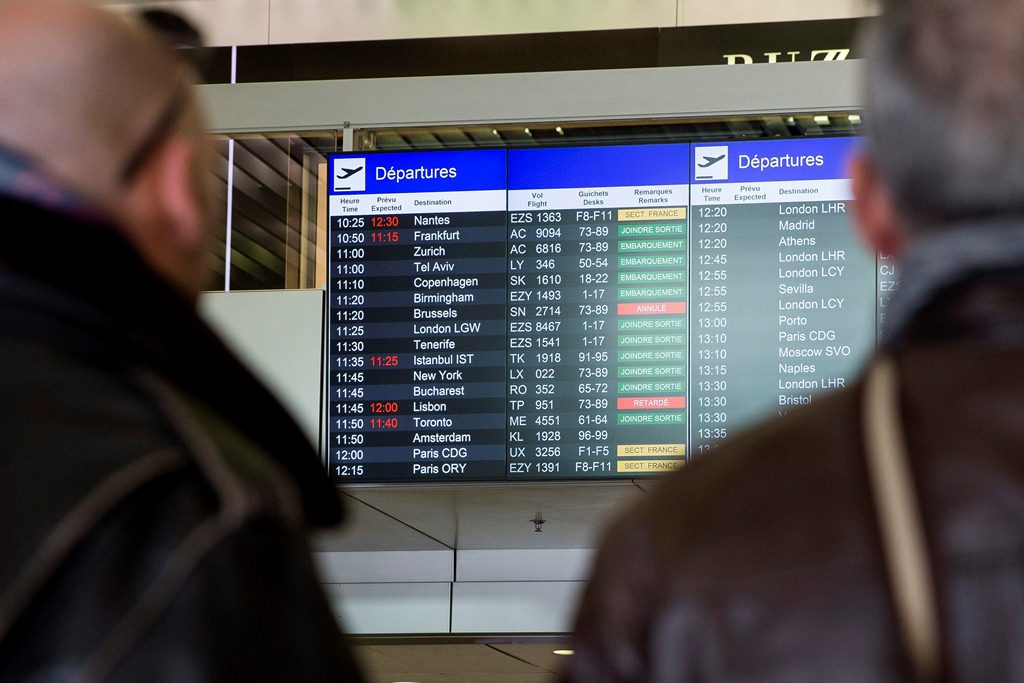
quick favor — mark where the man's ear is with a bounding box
[849,151,908,258]
[148,135,204,252]
[116,134,208,300]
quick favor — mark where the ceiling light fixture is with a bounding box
[553,649,575,656]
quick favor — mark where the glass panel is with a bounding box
[360,113,862,151]
[207,137,229,291]
[210,131,339,291]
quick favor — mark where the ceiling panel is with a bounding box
[441,676,555,683]
[353,642,570,683]
[342,482,643,550]
[315,491,452,552]
[490,643,572,672]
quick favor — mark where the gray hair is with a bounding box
[862,0,1024,226]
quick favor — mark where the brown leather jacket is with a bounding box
[563,271,1024,682]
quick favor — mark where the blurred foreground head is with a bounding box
[859,0,1024,233]
[0,0,212,300]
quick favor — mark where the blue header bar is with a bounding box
[691,137,859,184]
[329,149,506,195]
[508,144,690,190]
[328,139,857,195]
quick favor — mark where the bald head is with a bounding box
[0,0,213,300]
[0,0,201,198]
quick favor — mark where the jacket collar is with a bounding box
[882,217,1024,350]
[0,145,100,223]
[0,196,342,526]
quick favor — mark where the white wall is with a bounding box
[198,289,323,443]
[679,0,879,26]
[103,0,878,48]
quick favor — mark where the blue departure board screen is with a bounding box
[326,139,890,483]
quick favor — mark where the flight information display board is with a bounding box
[327,138,887,484]
[328,150,508,480]
[688,138,875,453]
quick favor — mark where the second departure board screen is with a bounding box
[688,139,875,453]
[327,138,885,483]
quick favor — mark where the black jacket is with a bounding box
[0,198,364,681]
[564,266,1024,681]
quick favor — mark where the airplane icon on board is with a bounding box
[694,146,729,180]
[336,166,363,179]
[698,154,726,168]
[333,157,367,191]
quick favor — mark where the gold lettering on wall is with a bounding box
[723,48,850,65]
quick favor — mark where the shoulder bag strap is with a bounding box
[863,358,944,682]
